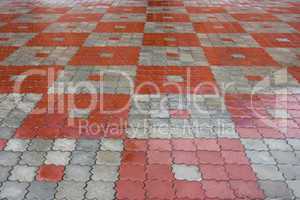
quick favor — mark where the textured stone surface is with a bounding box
[26,181,57,200]
[86,181,115,200]
[0,181,29,200]
[45,151,70,165]
[56,181,86,200]
[64,165,91,181]
[172,164,202,181]
[9,165,36,182]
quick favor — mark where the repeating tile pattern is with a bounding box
[128,94,238,139]
[0,0,299,199]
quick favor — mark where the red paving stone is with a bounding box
[0,23,49,32]
[69,47,140,65]
[58,14,103,22]
[147,13,190,22]
[0,14,20,22]
[135,66,217,94]
[27,33,89,46]
[204,47,279,66]
[143,33,200,46]
[15,94,130,139]
[0,139,7,150]
[0,47,18,62]
[186,6,226,13]
[0,66,62,93]
[231,13,280,21]
[36,165,64,182]
[252,33,300,47]
[107,6,146,13]
[30,7,70,14]
[94,22,145,33]
[193,22,246,33]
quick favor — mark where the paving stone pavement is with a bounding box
[0,0,300,199]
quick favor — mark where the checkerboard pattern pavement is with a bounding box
[0,0,300,199]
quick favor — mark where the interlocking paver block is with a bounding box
[76,139,99,151]
[172,164,202,181]
[0,127,15,139]
[100,138,124,151]
[56,181,86,200]
[5,139,29,152]
[270,151,300,165]
[64,165,91,182]
[0,151,21,166]
[92,164,119,181]
[287,180,300,198]
[86,181,115,200]
[96,151,121,166]
[19,151,45,166]
[259,180,294,199]
[278,165,300,180]
[71,150,96,166]
[53,139,76,151]
[0,165,11,181]
[9,165,36,182]
[252,164,285,180]
[45,151,70,165]
[36,165,64,182]
[264,139,293,151]
[26,181,57,200]
[28,139,53,152]
[246,151,277,165]
[241,139,268,151]
[0,181,29,200]
[287,139,300,150]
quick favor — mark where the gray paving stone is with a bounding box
[71,150,96,166]
[44,22,97,33]
[92,164,118,182]
[259,180,294,199]
[172,164,202,181]
[26,181,57,200]
[28,139,53,151]
[246,151,276,165]
[0,127,15,139]
[0,151,21,166]
[264,139,293,151]
[45,151,70,165]
[53,139,76,151]
[100,138,124,152]
[252,164,284,180]
[5,139,30,152]
[86,181,115,200]
[287,180,300,198]
[4,47,78,66]
[55,181,86,200]
[19,151,45,166]
[278,164,300,181]
[270,151,300,165]
[287,139,300,151]
[0,165,11,181]
[96,151,121,166]
[241,139,268,151]
[0,181,29,200]
[9,165,36,182]
[295,151,300,160]
[76,139,99,151]
[64,165,91,182]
